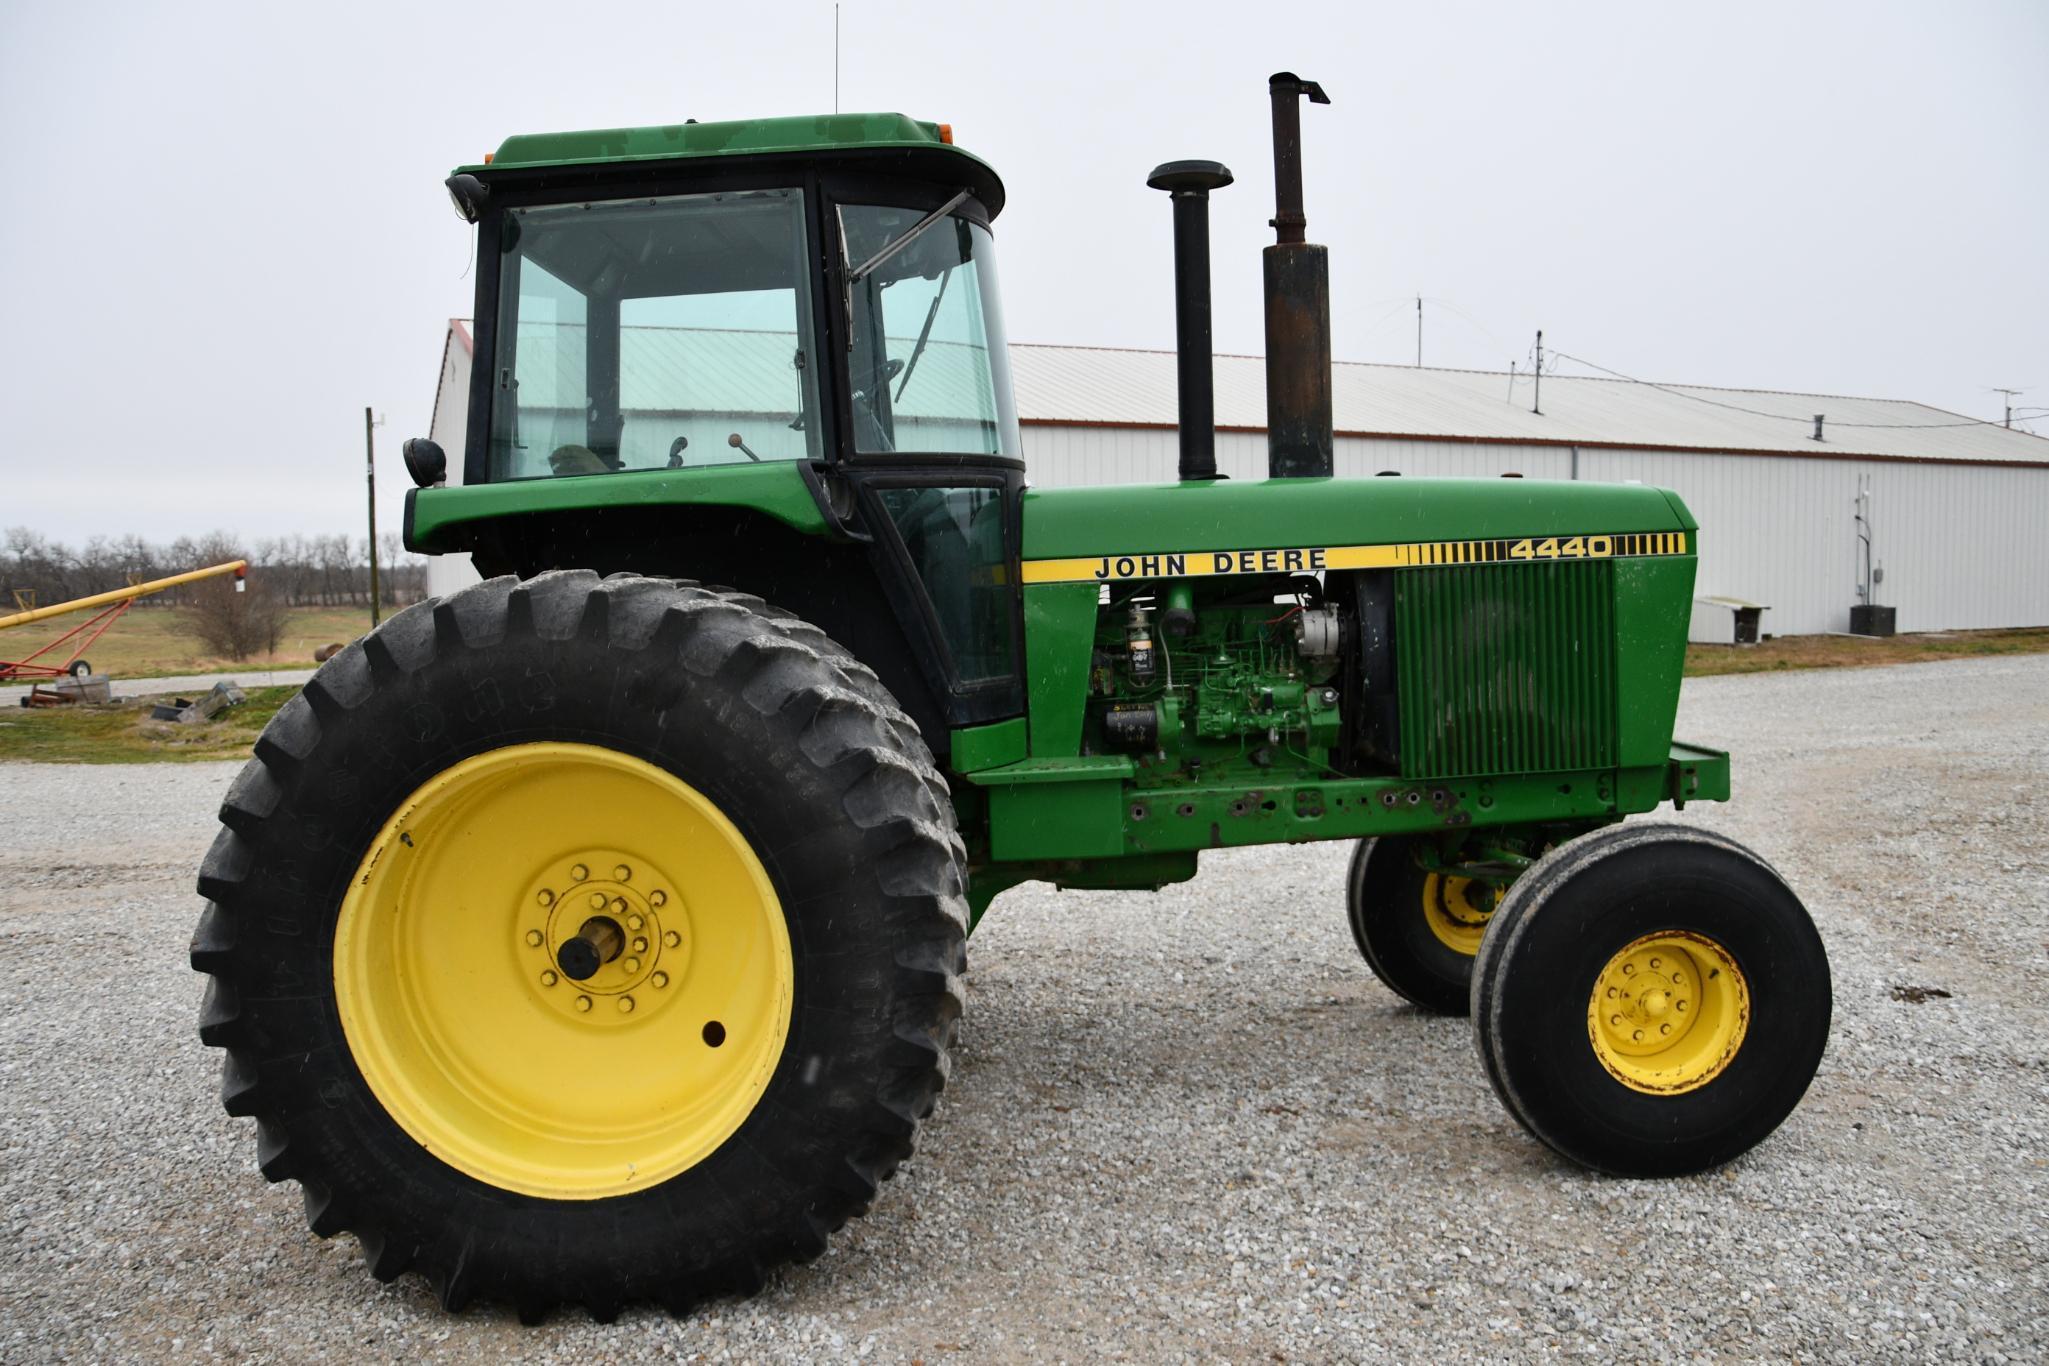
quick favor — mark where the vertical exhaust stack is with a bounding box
[1147,159,1234,482]
[1263,72,1334,479]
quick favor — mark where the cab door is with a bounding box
[826,181,1026,726]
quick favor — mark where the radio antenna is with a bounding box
[834,4,841,114]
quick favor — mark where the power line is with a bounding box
[1353,299,1418,351]
[1547,350,2039,431]
[1421,297,1521,357]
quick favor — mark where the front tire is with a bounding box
[1346,836,1495,1015]
[191,571,967,1318]
[1472,823,1830,1177]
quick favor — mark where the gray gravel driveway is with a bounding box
[1,656,2044,1362]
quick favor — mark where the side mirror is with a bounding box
[445,173,490,223]
[403,437,448,488]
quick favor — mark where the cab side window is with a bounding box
[876,486,1013,684]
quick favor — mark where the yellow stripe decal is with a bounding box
[1020,530,1692,585]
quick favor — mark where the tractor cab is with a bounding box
[422,115,1025,731]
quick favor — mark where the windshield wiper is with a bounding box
[894,267,953,403]
[847,189,970,284]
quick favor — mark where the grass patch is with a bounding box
[0,687,297,764]
[1685,627,2049,676]
[1,604,376,680]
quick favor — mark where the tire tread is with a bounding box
[191,570,966,1317]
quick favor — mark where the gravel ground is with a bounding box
[2,655,2044,1363]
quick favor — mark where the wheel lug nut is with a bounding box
[575,995,592,1013]
[623,957,640,974]
[1622,963,1635,975]
[618,996,636,1014]
[663,931,681,948]
[1610,1014,1622,1027]
[537,889,555,907]
[613,897,628,914]
[627,914,645,931]
[1649,957,1661,969]
[1605,987,1616,999]
[633,937,648,954]
[540,970,558,987]
[650,890,668,908]
[1632,1029,1644,1042]
[590,891,608,909]
[652,972,669,988]
[1661,1023,1672,1035]
[614,864,632,881]
[571,864,589,881]
[525,930,544,947]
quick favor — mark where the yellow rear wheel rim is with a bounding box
[333,742,793,1199]
[1421,872,1495,957]
[1586,931,1749,1095]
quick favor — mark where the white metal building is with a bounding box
[427,322,2049,637]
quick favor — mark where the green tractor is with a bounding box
[193,75,1830,1319]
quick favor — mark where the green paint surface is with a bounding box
[972,751,1725,865]
[1613,556,1697,766]
[1022,583,1099,758]
[1021,477,1689,560]
[949,717,1027,772]
[407,463,829,553]
[984,777,1127,860]
[460,113,1003,214]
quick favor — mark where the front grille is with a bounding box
[1394,560,1618,778]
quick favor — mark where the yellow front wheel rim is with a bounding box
[333,742,793,1199]
[1421,872,1495,956]
[1586,931,1749,1095]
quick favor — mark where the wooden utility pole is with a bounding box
[364,406,383,627]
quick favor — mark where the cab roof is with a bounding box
[457,112,1004,217]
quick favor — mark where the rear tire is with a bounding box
[67,658,90,678]
[1472,823,1830,1177]
[191,571,967,1319]
[1346,836,1493,1015]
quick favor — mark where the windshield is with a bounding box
[487,188,820,480]
[840,204,1019,457]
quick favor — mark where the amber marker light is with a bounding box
[937,124,954,144]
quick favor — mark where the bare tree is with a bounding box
[188,568,290,660]
[1,529,429,614]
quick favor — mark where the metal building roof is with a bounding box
[1009,344,2049,467]
[504,325,997,422]
[438,322,2048,467]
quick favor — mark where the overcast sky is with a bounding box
[3,0,2043,547]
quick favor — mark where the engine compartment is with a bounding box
[1081,572,1398,789]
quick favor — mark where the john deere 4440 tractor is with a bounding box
[193,75,1831,1319]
